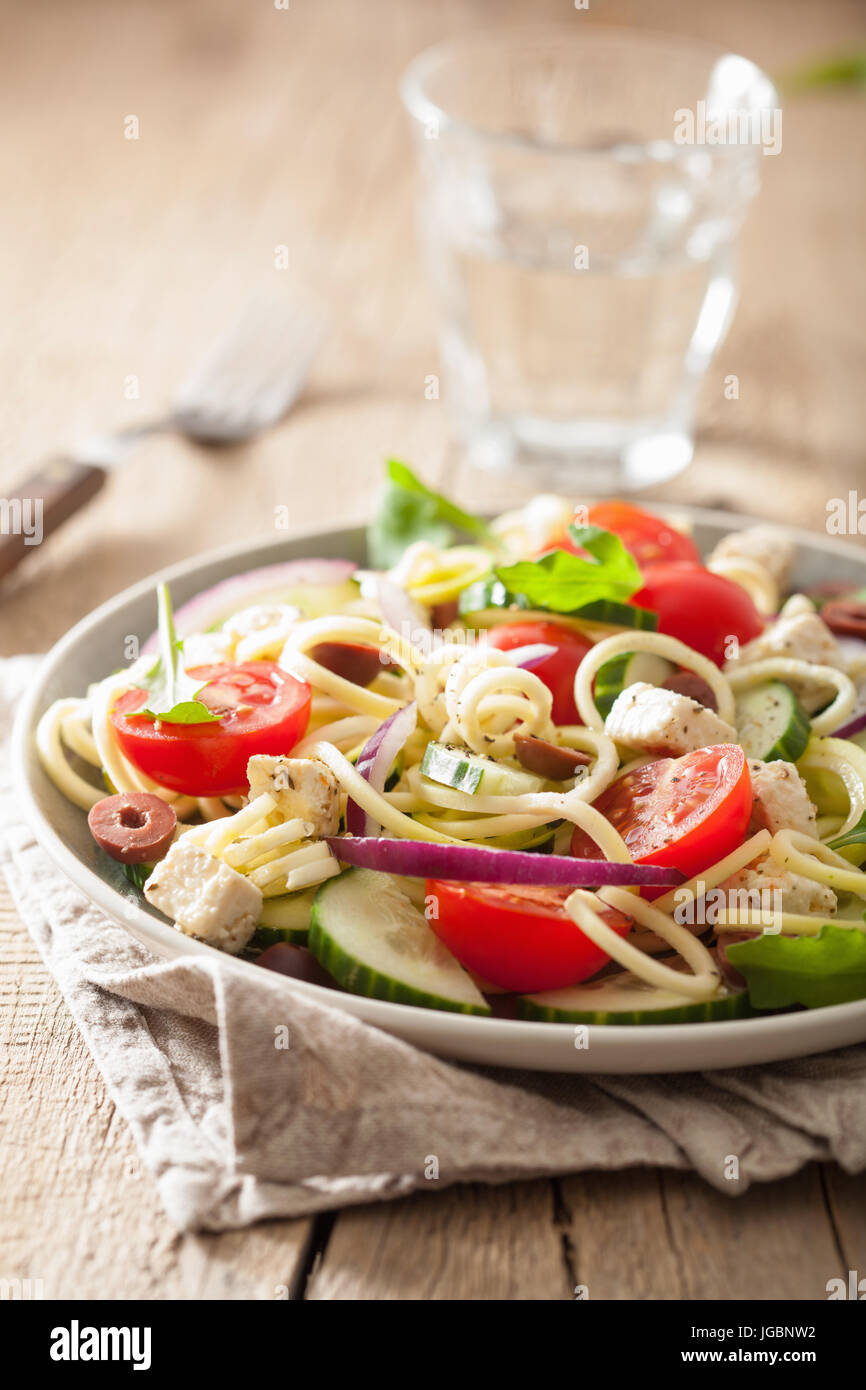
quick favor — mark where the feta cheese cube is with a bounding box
[246,755,341,836]
[721,856,837,918]
[603,682,737,756]
[180,630,234,669]
[747,758,818,838]
[144,840,262,954]
[709,525,796,589]
[732,612,845,671]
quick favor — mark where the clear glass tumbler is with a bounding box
[401,28,779,490]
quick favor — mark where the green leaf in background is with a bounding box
[367,459,492,569]
[827,811,866,869]
[494,524,642,613]
[828,812,866,852]
[782,49,866,94]
[128,583,222,724]
[726,924,866,1010]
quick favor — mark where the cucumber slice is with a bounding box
[735,681,811,762]
[458,576,657,631]
[517,966,750,1025]
[309,869,490,1014]
[568,598,658,631]
[411,809,556,852]
[472,823,555,852]
[594,652,675,718]
[458,576,529,620]
[420,741,547,796]
[252,886,319,947]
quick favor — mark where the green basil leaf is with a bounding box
[827,811,866,868]
[128,583,222,724]
[367,458,491,568]
[828,812,866,852]
[725,924,866,1010]
[123,862,154,891]
[493,524,642,613]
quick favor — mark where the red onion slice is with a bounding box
[504,643,557,671]
[326,835,684,887]
[834,709,866,739]
[345,701,418,836]
[142,559,357,653]
[376,577,434,656]
[833,671,866,738]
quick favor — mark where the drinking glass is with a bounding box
[401,28,779,489]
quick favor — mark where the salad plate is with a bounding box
[13,499,866,1073]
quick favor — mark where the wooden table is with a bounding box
[2,0,865,1300]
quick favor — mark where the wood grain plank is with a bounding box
[0,882,315,1300]
[555,1166,844,1301]
[821,1165,866,1285]
[305,1179,569,1301]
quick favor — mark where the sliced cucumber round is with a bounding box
[411,808,556,853]
[309,868,490,1014]
[252,886,319,947]
[517,966,750,1025]
[457,576,529,620]
[421,741,547,796]
[568,598,658,631]
[476,823,556,852]
[735,681,811,762]
[594,652,675,718]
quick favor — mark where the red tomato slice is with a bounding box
[110,661,312,797]
[548,501,701,568]
[483,621,592,724]
[570,745,751,890]
[425,880,632,992]
[631,562,763,666]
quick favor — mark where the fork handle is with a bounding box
[0,458,107,582]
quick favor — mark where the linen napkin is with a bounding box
[3,655,866,1233]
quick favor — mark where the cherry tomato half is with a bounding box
[549,501,702,569]
[110,661,312,797]
[484,621,592,724]
[425,880,632,992]
[570,744,752,889]
[632,563,764,666]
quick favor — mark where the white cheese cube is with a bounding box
[144,840,262,954]
[246,755,341,836]
[603,682,737,756]
[732,612,845,671]
[721,857,837,917]
[180,630,234,669]
[709,525,796,589]
[747,758,818,838]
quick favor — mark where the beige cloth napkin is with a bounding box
[3,655,866,1232]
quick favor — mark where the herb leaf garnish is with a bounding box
[493,524,643,613]
[128,583,222,724]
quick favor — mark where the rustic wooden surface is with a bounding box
[1,0,865,1300]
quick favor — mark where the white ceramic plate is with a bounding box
[13,507,866,1073]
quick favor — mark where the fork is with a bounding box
[0,293,326,581]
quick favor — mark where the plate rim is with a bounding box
[12,502,866,1070]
